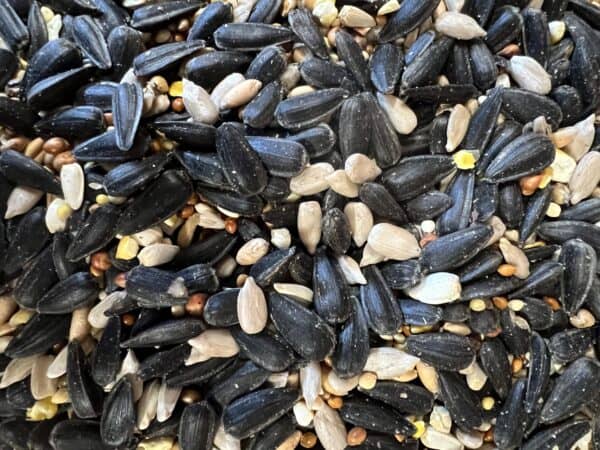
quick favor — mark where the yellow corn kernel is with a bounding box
[469,299,487,312]
[539,167,553,188]
[57,203,73,221]
[27,397,58,421]
[453,150,477,170]
[116,236,139,260]
[169,81,183,97]
[9,309,34,326]
[51,388,69,404]
[481,396,495,410]
[96,194,110,205]
[411,420,426,439]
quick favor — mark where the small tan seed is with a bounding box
[219,79,262,110]
[435,11,486,39]
[235,238,269,265]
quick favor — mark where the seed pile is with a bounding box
[0,0,599,448]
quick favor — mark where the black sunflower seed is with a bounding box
[37,272,98,314]
[406,333,475,371]
[269,292,336,360]
[222,387,298,439]
[112,82,143,151]
[178,401,217,450]
[100,377,135,447]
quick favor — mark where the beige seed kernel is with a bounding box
[313,0,338,27]
[344,202,374,248]
[290,163,335,196]
[336,255,367,285]
[367,223,421,261]
[326,170,360,198]
[565,114,595,161]
[435,11,486,40]
[339,5,376,27]
[506,55,552,95]
[569,151,600,204]
[377,0,400,15]
[469,299,487,312]
[298,201,322,254]
[570,309,596,328]
[219,79,262,110]
[499,238,530,279]
[116,236,139,260]
[271,228,292,249]
[237,277,268,334]
[288,85,317,97]
[344,153,382,184]
[235,238,270,265]
[187,329,240,358]
[274,283,314,303]
[211,73,245,106]
[446,104,471,152]
[376,93,418,135]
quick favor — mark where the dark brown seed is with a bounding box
[332,296,370,379]
[479,338,511,399]
[494,378,527,449]
[485,133,555,182]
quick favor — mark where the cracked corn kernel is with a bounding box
[469,299,486,312]
[481,396,495,410]
[452,150,477,170]
[27,397,58,421]
[95,194,110,205]
[411,420,426,439]
[116,236,139,260]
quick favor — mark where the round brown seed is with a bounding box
[347,427,367,446]
[300,432,318,448]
